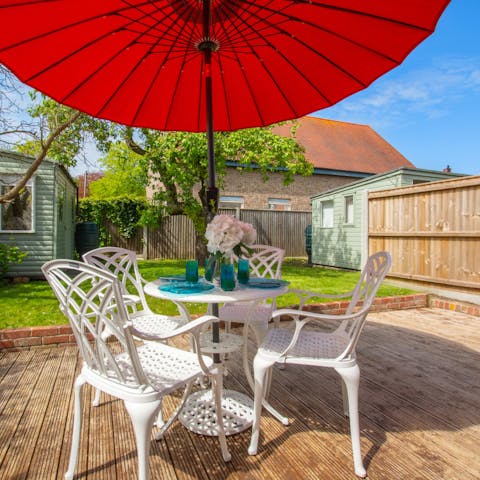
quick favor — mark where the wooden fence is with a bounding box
[368,175,480,291]
[104,209,311,259]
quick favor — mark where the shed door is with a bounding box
[56,182,67,258]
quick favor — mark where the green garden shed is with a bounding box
[311,167,464,271]
[0,150,77,278]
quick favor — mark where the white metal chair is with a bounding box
[219,244,285,344]
[42,259,230,480]
[83,247,192,408]
[248,251,392,478]
[83,247,190,340]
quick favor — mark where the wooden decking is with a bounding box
[1,307,479,479]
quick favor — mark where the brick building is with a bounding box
[149,116,414,212]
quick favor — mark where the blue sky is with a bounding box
[314,0,479,175]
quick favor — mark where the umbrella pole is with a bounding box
[202,0,221,362]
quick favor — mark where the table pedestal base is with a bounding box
[179,389,253,436]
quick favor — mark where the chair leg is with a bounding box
[92,388,101,407]
[211,372,232,462]
[248,356,273,455]
[341,378,349,417]
[155,403,164,430]
[124,399,162,480]
[65,375,86,480]
[336,365,367,478]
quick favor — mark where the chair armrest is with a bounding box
[287,288,355,310]
[270,308,364,360]
[271,308,358,324]
[129,314,218,342]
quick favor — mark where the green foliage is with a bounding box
[15,94,113,167]
[143,126,311,237]
[220,124,312,184]
[78,198,148,244]
[0,243,28,279]
[89,143,147,199]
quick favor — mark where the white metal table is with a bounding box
[144,278,288,436]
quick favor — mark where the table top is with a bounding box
[144,278,288,304]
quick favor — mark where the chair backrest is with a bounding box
[82,247,149,311]
[338,251,391,357]
[347,251,392,315]
[42,259,148,388]
[239,244,285,279]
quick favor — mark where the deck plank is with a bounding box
[27,346,79,480]
[0,348,62,479]
[0,308,479,480]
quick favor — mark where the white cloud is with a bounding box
[317,55,480,128]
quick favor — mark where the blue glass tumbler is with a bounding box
[237,258,250,285]
[185,260,199,283]
[220,263,236,291]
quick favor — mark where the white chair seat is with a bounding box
[258,327,351,364]
[130,313,189,338]
[115,341,213,394]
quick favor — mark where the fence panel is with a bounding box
[239,210,312,257]
[103,221,143,253]
[368,175,480,291]
[146,215,197,259]
[103,209,311,259]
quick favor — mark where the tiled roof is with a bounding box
[272,116,414,174]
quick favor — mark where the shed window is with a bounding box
[321,200,334,228]
[219,196,244,209]
[345,195,354,224]
[0,176,34,232]
[268,198,291,211]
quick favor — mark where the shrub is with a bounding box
[77,198,149,245]
[0,243,28,280]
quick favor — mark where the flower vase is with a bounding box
[204,255,218,283]
[205,255,236,290]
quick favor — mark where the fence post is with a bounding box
[143,225,148,259]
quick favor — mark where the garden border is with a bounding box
[1,294,478,352]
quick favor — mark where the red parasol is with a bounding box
[0,1,450,132]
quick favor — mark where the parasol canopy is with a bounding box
[0,0,450,133]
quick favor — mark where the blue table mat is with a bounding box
[159,281,215,295]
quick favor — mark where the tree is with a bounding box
[88,142,147,199]
[122,126,311,260]
[0,68,111,204]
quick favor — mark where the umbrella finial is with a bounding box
[196,38,220,52]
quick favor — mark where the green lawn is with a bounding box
[0,258,415,330]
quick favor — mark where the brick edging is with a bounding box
[1,294,477,352]
[429,296,480,317]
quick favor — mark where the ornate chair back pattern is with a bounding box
[241,244,285,279]
[82,247,150,312]
[42,260,146,387]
